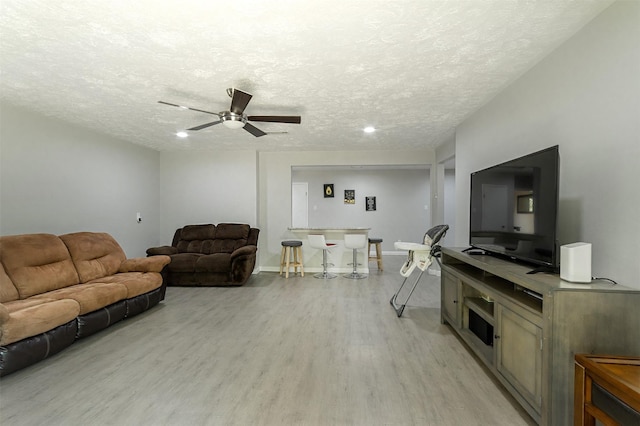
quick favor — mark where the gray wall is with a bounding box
[454,0,640,289]
[0,102,160,257]
[292,167,431,250]
[157,150,258,244]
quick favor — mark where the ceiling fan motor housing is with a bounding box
[220,112,246,129]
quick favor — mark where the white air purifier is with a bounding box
[560,242,592,283]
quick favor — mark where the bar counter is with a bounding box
[287,228,371,274]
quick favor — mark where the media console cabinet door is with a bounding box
[442,270,461,327]
[496,304,543,413]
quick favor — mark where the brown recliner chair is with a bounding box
[147,223,259,286]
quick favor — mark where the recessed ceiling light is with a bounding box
[364,126,376,133]
[176,131,188,138]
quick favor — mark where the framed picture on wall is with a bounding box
[365,196,376,211]
[517,194,534,213]
[344,189,355,204]
[324,184,334,198]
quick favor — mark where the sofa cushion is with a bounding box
[0,262,19,303]
[32,283,128,315]
[88,272,163,298]
[167,253,202,272]
[60,232,126,283]
[0,298,80,346]
[0,234,80,299]
[4,297,61,313]
[177,239,208,254]
[176,225,216,253]
[195,253,232,273]
[210,223,250,254]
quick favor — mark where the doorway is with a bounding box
[438,157,456,247]
[291,182,308,228]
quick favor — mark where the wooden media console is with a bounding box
[440,247,640,425]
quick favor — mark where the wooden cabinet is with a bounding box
[440,247,640,425]
[441,270,461,328]
[574,354,640,425]
[495,304,542,412]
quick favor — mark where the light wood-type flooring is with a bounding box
[0,256,536,425]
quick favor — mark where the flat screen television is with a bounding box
[469,145,559,271]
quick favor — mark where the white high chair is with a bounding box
[390,224,449,317]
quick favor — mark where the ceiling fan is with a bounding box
[159,88,301,137]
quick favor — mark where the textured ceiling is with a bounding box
[0,0,614,152]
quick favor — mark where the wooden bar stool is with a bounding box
[368,237,383,271]
[280,240,304,278]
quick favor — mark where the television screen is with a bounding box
[469,146,559,269]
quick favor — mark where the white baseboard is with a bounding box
[259,266,370,274]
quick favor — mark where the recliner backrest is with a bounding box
[59,232,127,283]
[210,223,250,254]
[175,224,216,253]
[0,257,20,303]
[172,223,258,254]
[0,233,80,299]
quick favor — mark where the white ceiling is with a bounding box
[0,0,614,152]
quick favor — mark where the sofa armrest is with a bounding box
[119,255,171,273]
[0,303,8,325]
[146,246,178,256]
[230,245,257,260]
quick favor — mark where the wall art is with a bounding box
[324,184,334,198]
[365,196,376,211]
[344,189,355,204]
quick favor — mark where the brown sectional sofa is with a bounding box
[0,232,170,376]
[146,223,259,286]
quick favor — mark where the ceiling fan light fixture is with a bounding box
[176,131,188,138]
[364,126,376,133]
[221,112,246,129]
[160,89,300,138]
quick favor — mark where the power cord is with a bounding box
[591,276,618,285]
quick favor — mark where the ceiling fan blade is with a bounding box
[243,123,267,137]
[158,101,219,116]
[247,115,301,124]
[187,120,222,131]
[229,89,253,115]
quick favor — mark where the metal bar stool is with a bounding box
[280,240,304,278]
[368,237,384,271]
[344,234,368,279]
[307,234,337,279]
